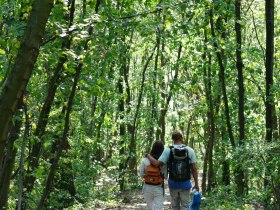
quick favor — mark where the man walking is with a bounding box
[147,130,199,210]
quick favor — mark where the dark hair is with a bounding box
[150,141,164,160]
[172,130,183,141]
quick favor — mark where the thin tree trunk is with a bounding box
[118,71,126,191]
[205,52,215,191]
[157,44,182,143]
[37,0,101,205]
[201,25,216,191]
[156,15,166,142]
[23,0,76,199]
[36,55,82,210]
[185,116,192,146]
[264,0,275,207]
[128,44,157,172]
[202,136,209,194]
[235,0,246,195]
[148,27,161,146]
[209,6,235,149]
[265,0,274,144]
[17,103,30,210]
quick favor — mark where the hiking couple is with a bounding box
[138,130,199,210]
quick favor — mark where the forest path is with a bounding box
[96,182,172,210]
[97,176,202,210]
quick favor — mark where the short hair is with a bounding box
[172,130,183,141]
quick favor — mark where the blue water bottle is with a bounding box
[189,189,202,210]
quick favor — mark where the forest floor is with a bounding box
[85,173,265,210]
[93,172,204,210]
[92,173,203,210]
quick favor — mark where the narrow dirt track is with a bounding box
[100,176,201,210]
[102,182,172,210]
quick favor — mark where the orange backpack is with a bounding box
[144,164,163,185]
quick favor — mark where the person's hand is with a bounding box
[192,185,199,191]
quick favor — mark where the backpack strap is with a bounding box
[168,146,174,161]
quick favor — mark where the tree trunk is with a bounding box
[37,0,101,205]
[202,138,209,194]
[156,18,166,142]
[204,50,215,191]
[235,0,246,195]
[37,56,82,210]
[118,70,126,191]
[0,100,23,208]
[23,0,76,199]
[265,0,274,144]
[264,0,275,207]
[157,44,182,143]
[0,0,53,166]
[17,102,30,210]
[209,6,235,148]
[130,44,157,171]
[148,26,161,147]
[222,140,230,186]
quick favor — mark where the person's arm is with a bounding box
[191,163,199,191]
[146,154,162,166]
[138,159,146,178]
[146,147,170,166]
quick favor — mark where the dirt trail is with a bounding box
[102,183,172,210]
[95,174,202,209]
[124,185,171,210]
[102,176,201,210]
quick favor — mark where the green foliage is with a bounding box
[202,185,265,210]
[1,0,280,209]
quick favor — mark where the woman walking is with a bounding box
[138,141,167,210]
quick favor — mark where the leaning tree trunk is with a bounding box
[128,44,156,173]
[36,54,83,210]
[0,0,53,167]
[23,0,76,203]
